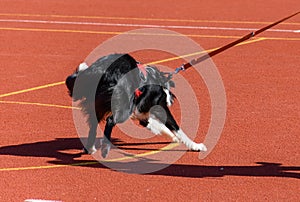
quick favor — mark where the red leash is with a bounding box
[171,11,300,75]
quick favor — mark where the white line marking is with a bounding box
[0,19,298,33]
[24,199,62,202]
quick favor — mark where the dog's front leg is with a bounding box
[153,106,207,152]
[144,105,180,142]
[101,115,115,158]
[145,117,180,143]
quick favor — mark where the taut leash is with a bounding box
[168,11,300,78]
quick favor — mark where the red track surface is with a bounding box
[0,0,299,201]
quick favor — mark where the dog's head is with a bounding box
[65,62,89,97]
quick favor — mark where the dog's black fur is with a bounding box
[66,53,207,158]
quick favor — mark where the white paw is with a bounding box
[83,145,97,154]
[101,143,111,158]
[191,143,207,152]
[99,139,111,158]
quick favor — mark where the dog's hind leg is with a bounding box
[100,86,132,158]
[100,115,115,158]
[84,118,98,154]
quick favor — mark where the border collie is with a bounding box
[66,54,207,158]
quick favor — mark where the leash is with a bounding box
[167,11,300,78]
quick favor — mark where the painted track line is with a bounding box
[0,19,298,33]
[150,38,266,65]
[0,100,79,110]
[0,13,299,26]
[0,26,299,41]
[24,199,62,202]
[0,81,65,98]
[0,161,98,171]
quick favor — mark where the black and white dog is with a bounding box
[66,54,207,158]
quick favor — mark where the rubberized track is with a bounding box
[0,0,299,201]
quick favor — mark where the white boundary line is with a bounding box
[24,199,62,202]
[0,19,299,33]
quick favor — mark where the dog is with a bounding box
[66,53,207,158]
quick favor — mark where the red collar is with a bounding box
[135,88,143,98]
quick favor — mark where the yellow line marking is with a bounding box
[0,26,251,39]
[103,143,179,162]
[0,81,65,98]
[0,13,299,26]
[0,27,125,35]
[0,143,179,171]
[149,37,267,65]
[260,36,300,41]
[0,26,299,41]
[0,100,80,110]
[0,163,78,171]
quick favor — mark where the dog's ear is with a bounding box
[157,71,175,88]
[168,80,175,88]
[65,74,77,96]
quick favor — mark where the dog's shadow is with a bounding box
[0,138,299,179]
[0,137,85,164]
